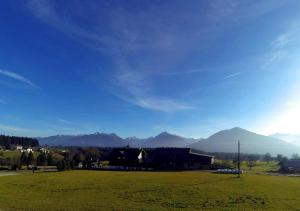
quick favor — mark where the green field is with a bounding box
[0,165,300,211]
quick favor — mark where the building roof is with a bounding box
[283,159,300,168]
[147,147,214,157]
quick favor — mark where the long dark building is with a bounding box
[108,147,214,170]
[109,148,146,167]
[280,159,300,172]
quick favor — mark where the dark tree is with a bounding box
[27,151,34,168]
[263,153,272,163]
[37,152,47,167]
[10,155,21,170]
[20,151,28,166]
[52,153,64,163]
[276,154,283,162]
[72,151,85,166]
[47,153,55,166]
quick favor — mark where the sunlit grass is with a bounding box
[0,168,299,210]
[241,161,279,173]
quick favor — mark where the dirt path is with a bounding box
[0,172,18,177]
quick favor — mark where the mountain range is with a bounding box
[37,131,199,148]
[37,127,300,156]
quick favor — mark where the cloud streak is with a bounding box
[0,69,39,89]
[120,94,193,112]
[57,118,75,125]
[24,0,287,112]
[157,68,209,76]
[263,24,300,70]
[271,32,294,49]
[0,123,34,133]
[111,66,193,112]
[224,72,243,79]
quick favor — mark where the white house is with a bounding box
[16,145,23,151]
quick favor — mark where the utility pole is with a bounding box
[238,140,241,178]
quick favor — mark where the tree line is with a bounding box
[0,147,104,171]
[0,135,39,148]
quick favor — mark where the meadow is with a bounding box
[0,163,299,211]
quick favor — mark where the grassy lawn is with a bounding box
[241,161,279,173]
[0,168,299,210]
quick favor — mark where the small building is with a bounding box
[9,145,23,151]
[280,159,300,172]
[39,148,50,153]
[16,145,23,151]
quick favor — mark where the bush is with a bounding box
[11,164,21,171]
[56,160,72,171]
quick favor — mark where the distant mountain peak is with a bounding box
[157,131,172,136]
[189,127,299,156]
[230,127,244,130]
[225,127,251,133]
[217,127,254,135]
[126,136,138,140]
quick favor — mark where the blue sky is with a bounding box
[1,0,300,138]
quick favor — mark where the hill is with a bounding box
[189,127,299,156]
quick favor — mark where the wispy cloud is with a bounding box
[137,98,192,112]
[112,67,193,112]
[224,72,243,79]
[54,118,80,132]
[0,123,34,133]
[124,95,193,112]
[207,0,286,25]
[25,0,197,112]
[157,68,209,76]
[271,32,294,49]
[0,69,39,89]
[263,24,300,70]
[57,118,75,125]
[24,0,287,112]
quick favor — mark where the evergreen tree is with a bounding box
[27,151,34,168]
[37,152,47,167]
[20,151,27,166]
